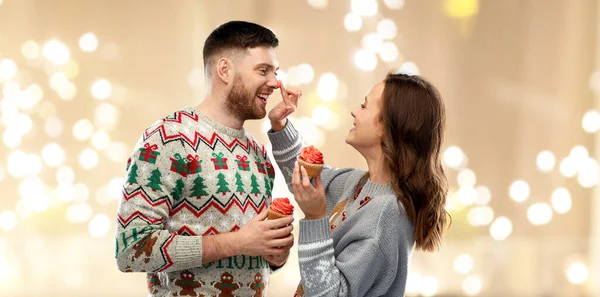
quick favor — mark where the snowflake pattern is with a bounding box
[205,212,218,225]
[302,258,335,290]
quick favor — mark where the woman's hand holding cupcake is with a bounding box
[292,160,327,220]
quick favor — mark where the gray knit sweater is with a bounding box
[268,121,415,297]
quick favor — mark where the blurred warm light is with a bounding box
[72,119,94,141]
[462,275,483,296]
[20,182,51,213]
[397,61,420,75]
[66,203,94,223]
[527,203,553,225]
[509,180,529,203]
[377,19,397,39]
[45,116,63,138]
[8,151,42,177]
[0,163,5,182]
[15,199,33,218]
[42,40,70,65]
[344,13,362,32]
[383,0,405,9]
[560,157,578,178]
[354,49,377,71]
[91,130,110,150]
[56,165,75,184]
[55,183,77,203]
[577,158,599,188]
[74,183,90,202]
[79,148,99,169]
[106,142,129,162]
[453,254,473,274]
[42,143,66,167]
[91,79,112,100]
[444,0,479,19]
[79,32,99,52]
[0,59,18,80]
[445,191,464,212]
[307,0,328,9]
[187,68,204,90]
[88,214,111,238]
[467,206,494,226]
[286,64,314,85]
[590,71,600,93]
[475,185,491,205]
[536,150,556,173]
[317,73,339,101]
[108,177,125,199]
[351,0,378,16]
[361,33,384,53]
[94,102,120,130]
[49,72,69,90]
[0,211,18,231]
[58,81,77,100]
[276,70,288,87]
[405,272,422,295]
[296,117,325,148]
[551,187,572,214]
[582,109,600,133]
[312,105,333,127]
[96,186,113,205]
[21,40,40,60]
[489,217,512,240]
[19,84,43,110]
[2,129,21,148]
[458,185,476,205]
[570,145,589,167]
[566,262,589,285]
[443,146,464,168]
[457,168,476,186]
[378,42,400,62]
[419,276,438,297]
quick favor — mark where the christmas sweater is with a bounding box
[268,121,415,297]
[115,107,276,297]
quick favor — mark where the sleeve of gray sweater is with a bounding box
[268,120,406,297]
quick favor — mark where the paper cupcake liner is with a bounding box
[267,209,292,220]
[297,156,324,177]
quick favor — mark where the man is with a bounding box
[115,21,298,297]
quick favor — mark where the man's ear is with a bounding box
[216,58,233,84]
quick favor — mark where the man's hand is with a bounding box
[234,210,294,256]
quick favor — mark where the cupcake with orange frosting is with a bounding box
[268,197,294,220]
[297,145,324,177]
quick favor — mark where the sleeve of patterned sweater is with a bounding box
[297,198,405,297]
[268,120,354,202]
[115,122,202,273]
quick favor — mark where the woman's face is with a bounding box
[346,81,385,150]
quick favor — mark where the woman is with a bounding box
[267,72,449,297]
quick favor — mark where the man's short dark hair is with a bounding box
[203,21,279,70]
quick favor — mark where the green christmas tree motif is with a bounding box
[127,163,139,185]
[146,168,163,191]
[264,177,272,197]
[269,179,274,192]
[250,173,261,197]
[235,171,245,194]
[171,178,185,201]
[216,172,231,195]
[191,175,208,199]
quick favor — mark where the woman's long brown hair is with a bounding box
[379,73,450,252]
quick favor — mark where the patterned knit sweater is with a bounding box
[115,107,276,297]
[268,121,415,297]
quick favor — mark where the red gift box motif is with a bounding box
[170,153,188,177]
[187,154,202,174]
[211,152,228,170]
[255,158,266,174]
[139,143,160,164]
[265,162,275,178]
[235,155,250,171]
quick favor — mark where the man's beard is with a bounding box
[225,75,266,121]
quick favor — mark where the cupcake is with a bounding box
[297,145,324,177]
[268,197,294,220]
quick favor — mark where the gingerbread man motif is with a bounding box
[247,272,265,297]
[147,273,161,294]
[132,234,159,263]
[174,270,205,296]
[212,272,242,297]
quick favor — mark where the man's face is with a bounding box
[225,46,279,121]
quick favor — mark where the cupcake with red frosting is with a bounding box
[268,197,294,220]
[297,145,324,177]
